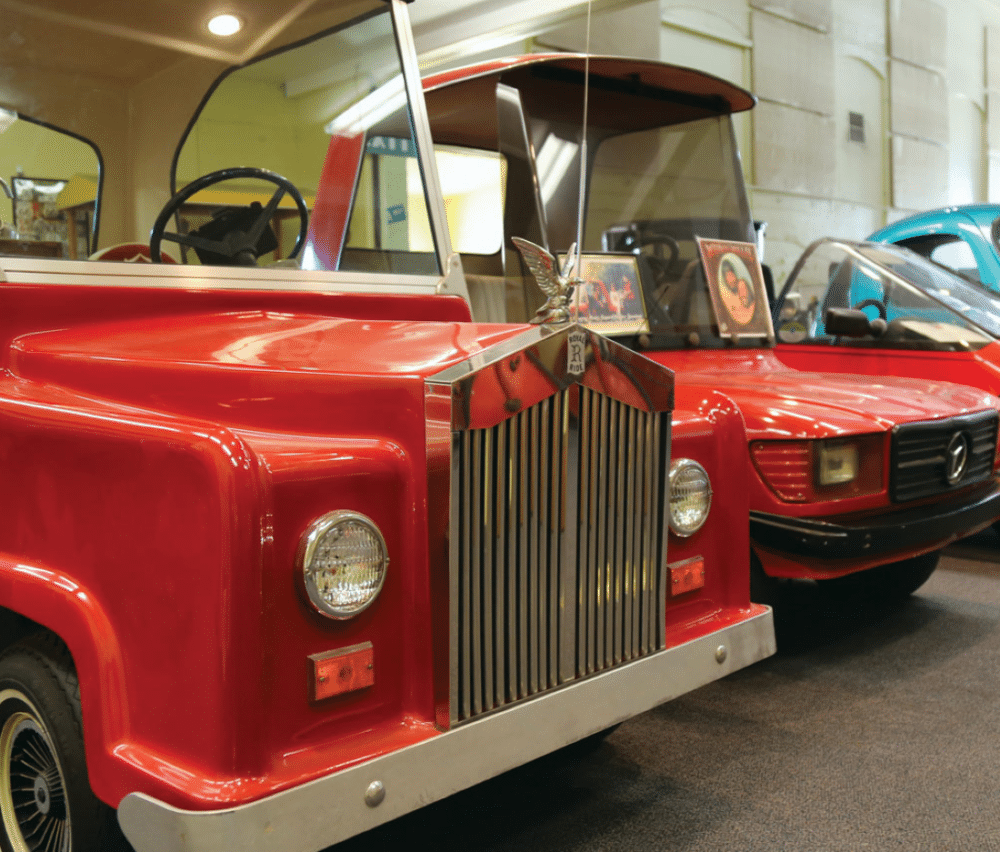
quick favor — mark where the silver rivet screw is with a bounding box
[715,645,728,664]
[365,780,386,808]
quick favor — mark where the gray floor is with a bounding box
[335,530,1000,851]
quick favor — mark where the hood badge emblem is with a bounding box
[512,237,581,325]
[567,328,587,376]
[944,431,971,485]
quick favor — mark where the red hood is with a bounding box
[649,349,999,440]
[7,311,527,431]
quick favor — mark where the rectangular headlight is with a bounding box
[817,441,859,485]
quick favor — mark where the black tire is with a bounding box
[0,633,127,852]
[819,551,940,602]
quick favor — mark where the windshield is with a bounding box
[775,239,999,350]
[526,112,755,347]
[173,8,441,274]
[425,62,757,342]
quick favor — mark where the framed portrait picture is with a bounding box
[559,252,650,335]
[696,237,774,340]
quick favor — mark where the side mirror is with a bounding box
[824,307,887,338]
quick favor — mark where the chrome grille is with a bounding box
[890,411,998,502]
[450,384,670,725]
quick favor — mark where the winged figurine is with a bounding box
[512,236,581,324]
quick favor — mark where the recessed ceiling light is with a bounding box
[207,14,242,37]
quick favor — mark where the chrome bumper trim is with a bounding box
[118,608,774,852]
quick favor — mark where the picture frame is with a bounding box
[10,176,69,245]
[696,237,775,340]
[559,252,650,335]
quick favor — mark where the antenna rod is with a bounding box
[571,0,592,288]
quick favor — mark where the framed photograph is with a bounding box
[11,176,68,245]
[696,237,774,340]
[559,252,650,335]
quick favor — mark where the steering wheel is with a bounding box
[150,167,309,265]
[852,298,887,321]
[642,234,680,268]
[628,228,680,280]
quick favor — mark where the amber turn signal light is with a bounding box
[309,642,374,701]
[668,556,706,597]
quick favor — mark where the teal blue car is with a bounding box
[869,204,1000,291]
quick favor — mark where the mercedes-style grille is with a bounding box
[890,411,998,502]
[449,384,671,725]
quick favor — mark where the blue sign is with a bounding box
[387,204,406,224]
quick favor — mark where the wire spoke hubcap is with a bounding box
[0,704,70,852]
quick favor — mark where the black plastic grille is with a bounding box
[890,411,998,502]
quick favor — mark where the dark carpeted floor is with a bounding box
[334,530,1000,851]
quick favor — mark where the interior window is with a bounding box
[928,238,980,281]
[436,147,504,257]
[899,233,981,282]
[0,110,101,259]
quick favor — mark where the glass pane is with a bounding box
[929,237,980,281]
[777,241,996,350]
[585,117,756,346]
[433,147,504,256]
[172,9,440,274]
[0,113,100,259]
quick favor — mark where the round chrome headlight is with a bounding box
[299,511,388,619]
[668,459,712,537]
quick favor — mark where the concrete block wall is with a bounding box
[657,0,998,283]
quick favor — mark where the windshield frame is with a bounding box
[776,237,1000,347]
[0,112,104,255]
[161,0,465,301]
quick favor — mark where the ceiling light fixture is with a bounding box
[207,14,242,37]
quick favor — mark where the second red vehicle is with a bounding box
[399,55,1000,602]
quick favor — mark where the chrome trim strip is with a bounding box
[580,388,594,674]
[0,256,448,294]
[528,403,541,695]
[118,610,776,852]
[595,392,608,668]
[561,387,579,683]
[517,411,529,699]
[611,400,623,665]
[656,417,671,642]
[449,428,464,722]
[622,409,639,659]
[495,417,509,705]
[471,431,483,716]
[641,410,655,655]
[538,397,561,689]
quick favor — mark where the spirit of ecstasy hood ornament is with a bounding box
[512,236,582,325]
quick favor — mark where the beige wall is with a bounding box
[129,56,228,246]
[649,0,999,284]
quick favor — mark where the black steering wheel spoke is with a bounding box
[159,229,230,255]
[150,167,309,265]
